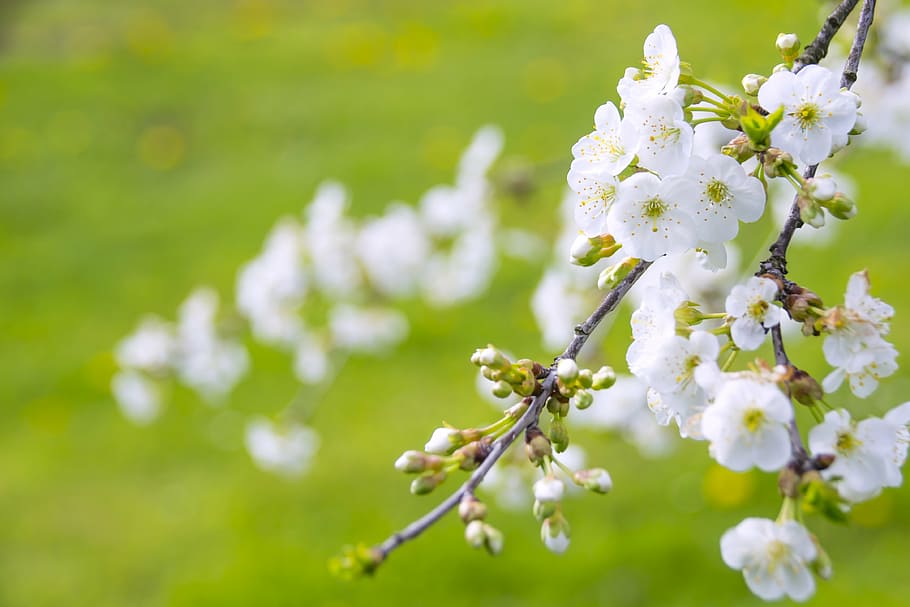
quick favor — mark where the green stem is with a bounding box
[691,117,724,126]
[688,77,732,103]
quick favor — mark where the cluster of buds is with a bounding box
[395,399,531,495]
[526,427,614,554]
[460,495,504,555]
[471,345,546,399]
[798,175,856,227]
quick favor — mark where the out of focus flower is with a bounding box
[245,417,320,477]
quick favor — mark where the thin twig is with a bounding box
[760,0,875,469]
[376,260,652,560]
[842,0,876,89]
[793,0,861,71]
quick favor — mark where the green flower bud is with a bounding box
[573,389,594,411]
[459,495,488,523]
[789,369,824,407]
[549,417,569,452]
[809,534,833,580]
[491,380,513,399]
[540,513,571,554]
[597,257,639,290]
[410,471,447,495]
[741,73,767,96]
[533,498,557,521]
[478,345,509,371]
[761,147,795,178]
[577,368,593,389]
[328,543,384,580]
[394,450,444,473]
[525,427,552,465]
[721,133,754,162]
[574,468,613,494]
[591,366,616,390]
[798,196,825,228]
[569,233,621,266]
[822,192,856,220]
[776,32,801,62]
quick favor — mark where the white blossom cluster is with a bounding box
[113,127,505,476]
[552,24,908,602]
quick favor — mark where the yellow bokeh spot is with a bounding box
[851,492,893,527]
[393,23,438,71]
[523,57,568,104]
[137,125,186,171]
[703,464,756,508]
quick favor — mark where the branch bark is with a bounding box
[376,259,652,560]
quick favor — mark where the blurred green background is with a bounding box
[3,1,910,605]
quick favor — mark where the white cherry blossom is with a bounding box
[571,102,638,176]
[624,95,693,176]
[701,379,792,472]
[617,24,680,101]
[568,162,619,237]
[111,370,162,425]
[808,408,909,502]
[607,172,698,261]
[679,154,765,242]
[757,64,858,165]
[245,417,320,477]
[114,316,176,374]
[720,518,817,602]
[725,277,783,351]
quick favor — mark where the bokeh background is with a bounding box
[3,1,910,605]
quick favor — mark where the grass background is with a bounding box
[2,1,910,605]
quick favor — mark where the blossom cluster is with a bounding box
[113,127,506,475]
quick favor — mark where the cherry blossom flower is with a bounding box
[757,64,857,165]
[720,518,817,601]
[245,417,320,477]
[568,162,619,237]
[725,277,783,351]
[678,154,765,243]
[533,477,565,503]
[111,370,162,425]
[607,172,698,261]
[822,271,897,398]
[701,379,792,472]
[570,102,638,176]
[617,24,680,101]
[624,95,693,176]
[115,316,176,374]
[358,203,430,298]
[808,408,909,502]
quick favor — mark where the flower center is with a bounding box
[644,196,667,218]
[742,408,765,433]
[748,299,769,320]
[766,540,789,570]
[836,430,862,454]
[706,178,732,204]
[792,103,821,130]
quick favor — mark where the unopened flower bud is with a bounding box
[721,133,754,162]
[577,368,593,389]
[762,148,795,178]
[798,197,825,228]
[789,369,824,407]
[464,520,503,555]
[540,513,571,554]
[425,427,461,454]
[394,450,443,473]
[556,358,579,383]
[776,33,801,62]
[573,389,594,411]
[525,427,552,464]
[741,73,767,95]
[410,470,447,495]
[575,468,613,494]
[478,346,509,371]
[806,176,836,202]
[592,366,616,390]
[456,439,492,471]
[569,233,620,266]
[823,192,856,220]
[812,453,836,470]
[514,374,538,397]
[533,476,565,503]
[597,257,639,290]
[533,498,557,520]
[785,285,823,322]
[678,85,703,107]
[549,417,570,452]
[459,495,488,523]
[491,380,513,399]
[778,467,801,499]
